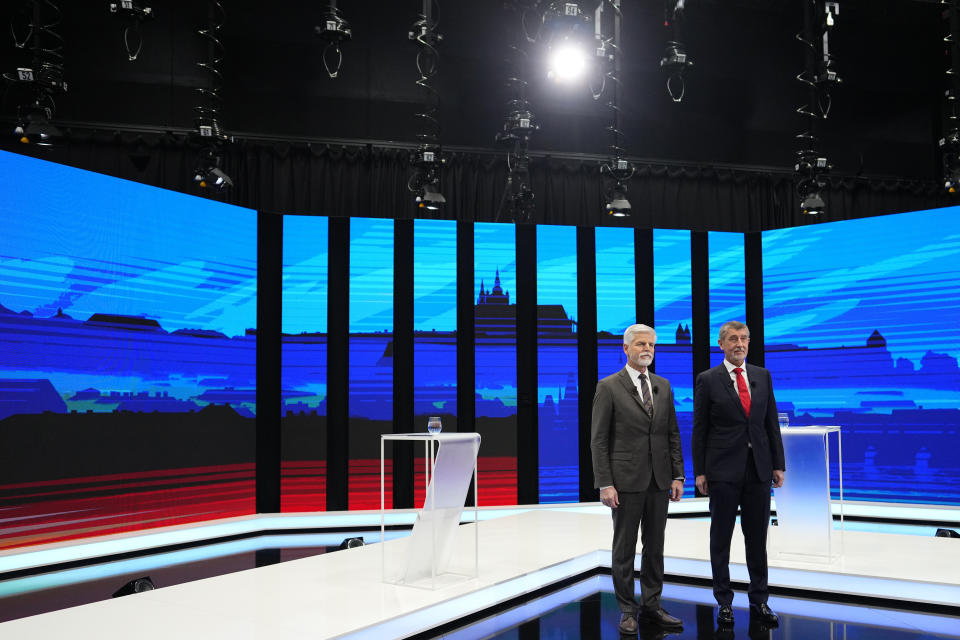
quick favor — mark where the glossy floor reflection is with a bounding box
[448,577,960,640]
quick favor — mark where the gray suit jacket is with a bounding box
[591,367,685,492]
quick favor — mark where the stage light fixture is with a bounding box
[315,1,352,79]
[542,1,592,83]
[416,183,446,211]
[799,191,825,215]
[109,1,154,62]
[547,41,587,82]
[15,104,62,146]
[410,145,446,212]
[604,180,631,217]
[112,576,156,597]
[339,537,365,549]
[193,149,232,190]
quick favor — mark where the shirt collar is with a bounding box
[723,359,747,374]
[626,365,648,384]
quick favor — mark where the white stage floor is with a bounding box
[1,508,959,639]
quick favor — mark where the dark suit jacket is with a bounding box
[591,367,685,492]
[692,363,786,482]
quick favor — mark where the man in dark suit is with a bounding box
[591,324,685,634]
[692,321,785,628]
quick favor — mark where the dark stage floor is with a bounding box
[440,577,960,640]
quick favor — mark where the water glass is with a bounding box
[427,416,442,434]
[778,412,789,429]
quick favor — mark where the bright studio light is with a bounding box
[548,45,586,82]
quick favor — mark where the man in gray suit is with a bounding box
[591,324,685,634]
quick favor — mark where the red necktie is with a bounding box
[733,367,751,416]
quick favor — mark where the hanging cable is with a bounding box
[495,1,541,224]
[660,0,693,103]
[192,0,232,191]
[793,0,839,215]
[408,0,446,212]
[941,0,960,193]
[314,0,351,79]
[596,0,633,217]
[109,1,154,62]
[4,1,67,146]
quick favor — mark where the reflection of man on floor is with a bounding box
[591,324,685,635]
[693,321,785,629]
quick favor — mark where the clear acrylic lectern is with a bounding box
[774,425,843,562]
[380,432,480,589]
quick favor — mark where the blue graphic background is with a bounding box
[653,229,695,494]
[537,225,579,503]
[763,208,960,505]
[282,215,329,415]
[0,150,257,418]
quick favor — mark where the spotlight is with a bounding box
[112,576,156,597]
[15,104,62,146]
[193,150,232,190]
[339,537,365,550]
[605,184,631,217]
[548,41,587,82]
[416,183,446,210]
[410,145,445,211]
[800,191,825,215]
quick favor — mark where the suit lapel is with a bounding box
[717,364,747,419]
[618,368,651,416]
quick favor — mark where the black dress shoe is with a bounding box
[717,604,734,627]
[619,613,639,634]
[638,607,683,630]
[749,602,780,627]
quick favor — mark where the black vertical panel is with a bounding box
[634,227,655,366]
[327,217,350,512]
[456,220,475,435]
[577,226,598,502]
[456,220,476,506]
[579,591,602,639]
[745,231,765,368]
[515,224,538,504]
[518,619,541,639]
[256,212,282,513]
[691,231,711,378]
[393,219,415,508]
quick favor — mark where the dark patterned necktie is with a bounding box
[639,373,654,415]
[733,367,751,416]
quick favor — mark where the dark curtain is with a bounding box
[3,131,949,230]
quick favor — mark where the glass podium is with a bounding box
[773,425,843,562]
[380,432,481,589]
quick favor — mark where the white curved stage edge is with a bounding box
[1,504,959,639]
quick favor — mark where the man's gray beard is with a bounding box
[633,354,653,367]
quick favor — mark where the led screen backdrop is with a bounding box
[0,150,257,549]
[595,227,635,378]
[475,222,518,505]
[281,215,328,512]
[348,218,395,509]
[763,207,960,505]
[536,225,579,503]
[413,219,458,503]
[653,229,694,494]
[708,232,746,340]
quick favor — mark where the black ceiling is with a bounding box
[0,0,947,180]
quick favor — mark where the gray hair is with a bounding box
[718,321,749,342]
[623,323,657,345]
